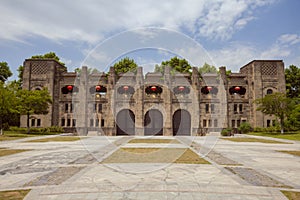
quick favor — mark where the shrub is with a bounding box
[238,122,252,134]
[9,126,63,134]
[221,128,232,136]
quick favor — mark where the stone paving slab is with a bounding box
[0,135,299,199]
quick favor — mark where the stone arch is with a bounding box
[144,109,163,136]
[172,109,191,136]
[116,109,135,135]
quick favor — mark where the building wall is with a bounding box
[20,59,286,135]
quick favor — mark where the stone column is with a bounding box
[163,66,172,136]
[135,67,144,136]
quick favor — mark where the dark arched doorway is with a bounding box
[116,109,135,135]
[144,109,163,136]
[173,109,191,136]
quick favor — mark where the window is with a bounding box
[72,119,76,127]
[211,104,215,113]
[95,119,99,127]
[90,119,94,127]
[267,89,273,95]
[214,119,218,127]
[37,119,41,127]
[65,103,69,113]
[237,120,241,127]
[70,104,73,113]
[205,104,209,113]
[232,120,235,128]
[234,104,238,113]
[239,104,243,113]
[98,104,102,113]
[208,119,212,127]
[94,104,97,113]
[203,119,207,127]
[61,118,65,126]
[67,119,71,127]
[31,119,35,127]
[101,119,105,127]
[267,120,271,127]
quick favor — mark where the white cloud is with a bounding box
[277,34,300,46]
[209,43,258,71]
[0,0,275,43]
[260,33,300,59]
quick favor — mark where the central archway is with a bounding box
[173,109,191,136]
[144,109,163,136]
[116,109,135,135]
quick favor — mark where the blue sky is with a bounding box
[1,0,299,80]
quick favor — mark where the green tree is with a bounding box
[255,92,294,134]
[112,57,137,75]
[286,103,300,131]
[155,56,192,74]
[16,88,52,133]
[31,52,65,66]
[0,62,13,82]
[198,63,217,74]
[285,65,300,98]
[0,81,18,134]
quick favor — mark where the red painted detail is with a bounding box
[151,86,157,91]
[178,86,185,91]
[67,85,73,91]
[95,85,101,91]
[123,85,129,91]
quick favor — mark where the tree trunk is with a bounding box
[280,117,284,134]
[27,112,30,134]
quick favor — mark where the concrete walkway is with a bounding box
[0,135,299,199]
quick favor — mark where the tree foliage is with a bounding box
[198,63,217,74]
[16,88,52,133]
[31,52,65,66]
[286,104,300,130]
[0,62,13,82]
[285,65,300,98]
[0,81,19,134]
[255,92,295,134]
[155,57,192,74]
[112,57,138,75]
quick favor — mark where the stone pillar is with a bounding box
[163,66,172,136]
[135,67,144,136]
[191,67,201,135]
[75,66,88,135]
[106,67,116,136]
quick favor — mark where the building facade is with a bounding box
[20,59,286,136]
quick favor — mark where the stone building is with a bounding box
[20,59,286,136]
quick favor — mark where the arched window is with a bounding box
[266,89,273,95]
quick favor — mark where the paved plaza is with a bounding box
[0,134,299,199]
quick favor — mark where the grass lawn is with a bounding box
[0,189,30,200]
[102,148,210,164]
[277,151,300,157]
[281,190,300,200]
[0,131,62,141]
[0,149,30,157]
[26,136,81,142]
[248,132,300,141]
[128,138,180,144]
[221,137,291,144]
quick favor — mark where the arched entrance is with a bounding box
[144,109,163,136]
[116,109,135,135]
[173,109,191,136]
